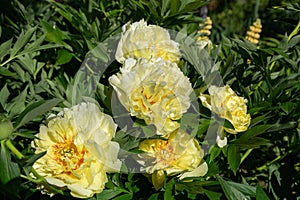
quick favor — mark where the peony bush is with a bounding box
[0,0,299,199]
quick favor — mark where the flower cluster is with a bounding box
[32,19,252,197]
[110,20,207,187]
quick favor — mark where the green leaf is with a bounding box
[10,26,37,57]
[7,86,28,118]
[0,67,17,77]
[179,0,207,13]
[227,144,240,174]
[148,193,160,200]
[95,188,125,200]
[238,125,272,142]
[217,176,255,200]
[0,141,20,185]
[164,179,175,200]
[112,193,133,200]
[56,49,73,65]
[256,184,270,200]
[280,102,294,114]
[24,151,46,167]
[41,20,66,44]
[287,35,300,49]
[235,137,270,149]
[14,98,61,129]
[203,189,222,200]
[0,85,10,107]
[208,146,221,163]
[0,39,13,60]
[170,0,180,15]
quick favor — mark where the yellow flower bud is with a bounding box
[197,16,213,46]
[246,18,262,44]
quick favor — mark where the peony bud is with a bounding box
[0,115,14,140]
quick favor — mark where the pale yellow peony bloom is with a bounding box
[32,102,122,198]
[109,58,193,136]
[199,85,251,134]
[138,129,208,189]
[116,19,181,63]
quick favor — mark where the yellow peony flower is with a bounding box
[199,85,251,134]
[32,102,122,198]
[116,19,181,63]
[109,58,193,136]
[138,129,208,189]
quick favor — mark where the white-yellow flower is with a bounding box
[109,58,193,136]
[138,129,208,189]
[116,19,181,63]
[32,102,122,198]
[199,85,251,135]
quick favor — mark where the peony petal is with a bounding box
[179,161,208,180]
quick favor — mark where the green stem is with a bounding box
[240,148,253,164]
[5,139,25,159]
[288,20,300,41]
[20,174,41,183]
[254,0,260,20]
[0,56,15,67]
[256,155,281,171]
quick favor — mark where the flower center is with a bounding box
[52,139,87,173]
[155,141,178,166]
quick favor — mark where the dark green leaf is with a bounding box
[208,146,221,162]
[112,193,133,200]
[256,184,270,200]
[0,141,20,185]
[203,189,222,200]
[227,144,240,174]
[235,137,270,148]
[217,176,255,200]
[24,151,46,167]
[14,98,61,129]
[96,188,125,200]
[238,125,272,142]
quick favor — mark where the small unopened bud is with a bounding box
[0,115,14,140]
